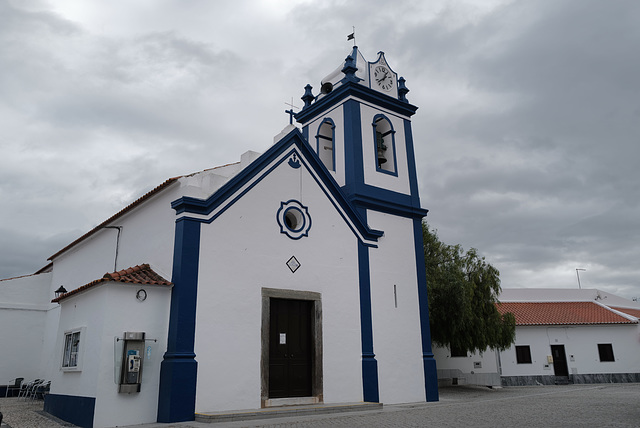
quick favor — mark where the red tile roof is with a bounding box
[496,301,637,326]
[51,264,172,303]
[609,306,640,319]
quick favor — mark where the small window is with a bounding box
[598,344,615,362]
[450,345,467,358]
[61,327,86,371]
[515,345,532,364]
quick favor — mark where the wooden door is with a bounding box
[269,298,313,398]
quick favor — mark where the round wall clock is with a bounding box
[136,289,147,302]
[374,65,393,91]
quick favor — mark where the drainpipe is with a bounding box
[101,226,122,272]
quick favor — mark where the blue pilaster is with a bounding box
[157,218,201,422]
[344,99,380,401]
[413,218,439,402]
[358,239,380,403]
[342,99,364,197]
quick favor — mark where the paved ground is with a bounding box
[1,383,639,427]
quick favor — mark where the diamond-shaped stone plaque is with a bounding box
[286,256,301,273]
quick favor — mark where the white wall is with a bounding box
[0,272,52,382]
[433,346,500,374]
[367,211,426,403]
[194,157,363,412]
[51,282,171,428]
[500,324,640,377]
[93,284,171,428]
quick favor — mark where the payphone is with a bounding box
[119,331,145,393]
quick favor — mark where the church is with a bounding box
[0,47,439,427]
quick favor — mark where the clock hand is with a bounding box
[377,72,390,83]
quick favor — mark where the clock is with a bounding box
[373,65,393,91]
[136,289,147,302]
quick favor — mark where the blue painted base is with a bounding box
[362,356,380,403]
[157,356,198,422]
[44,394,95,428]
[423,356,439,402]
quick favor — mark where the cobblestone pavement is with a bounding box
[2,383,639,428]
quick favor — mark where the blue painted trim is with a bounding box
[158,218,201,422]
[372,114,399,177]
[315,118,336,171]
[302,124,309,142]
[342,99,365,198]
[404,119,422,207]
[412,218,439,402]
[357,237,379,402]
[348,185,428,219]
[44,394,95,428]
[172,129,382,244]
[296,80,417,125]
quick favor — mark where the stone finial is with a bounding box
[341,52,361,83]
[301,84,314,109]
[398,77,410,103]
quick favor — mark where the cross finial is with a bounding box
[285,98,300,125]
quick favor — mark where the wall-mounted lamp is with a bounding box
[55,286,68,299]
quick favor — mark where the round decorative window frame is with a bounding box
[277,200,312,240]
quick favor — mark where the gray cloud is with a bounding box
[1,0,639,299]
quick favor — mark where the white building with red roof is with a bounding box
[434,288,640,387]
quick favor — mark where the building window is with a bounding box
[598,343,615,362]
[515,345,532,364]
[372,115,397,175]
[316,119,335,171]
[61,327,86,371]
[450,345,467,357]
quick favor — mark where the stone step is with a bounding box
[195,402,383,423]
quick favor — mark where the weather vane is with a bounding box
[347,26,355,46]
[284,97,299,125]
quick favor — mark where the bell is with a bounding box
[376,132,387,164]
[377,148,387,164]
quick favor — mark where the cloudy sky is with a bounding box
[1,0,639,299]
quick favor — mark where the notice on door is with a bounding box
[279,333,286,345]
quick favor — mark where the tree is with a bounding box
[423,221,515,354]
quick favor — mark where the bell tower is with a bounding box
[295,47,439,403]
[296,47,424,216]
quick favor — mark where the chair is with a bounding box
[31,380,50,400]
[17,379,42,400]
[4,377,23,397]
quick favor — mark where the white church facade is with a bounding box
[0,47,439,427]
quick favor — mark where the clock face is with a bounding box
[374,65,393,91]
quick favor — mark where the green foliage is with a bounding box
[423,221,515,354]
